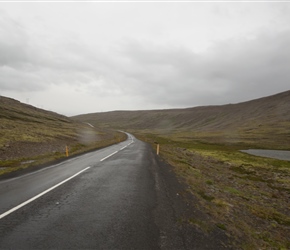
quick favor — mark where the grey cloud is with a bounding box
[113,30,290,108]
[206,31,290,100]
[0,12,30,68]
[1,4,290,113]
[0,11,107,93]
[0,66,46,92]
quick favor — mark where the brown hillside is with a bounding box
[73,90,290,148]
[0,96,77,153]
[0,96,71,122]
[0,96,126,174]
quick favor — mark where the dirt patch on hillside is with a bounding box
[0,139,75,161]
[0,130,127,178]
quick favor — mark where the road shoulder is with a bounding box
[147,144,234,249]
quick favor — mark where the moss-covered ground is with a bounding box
[134,131,290,249]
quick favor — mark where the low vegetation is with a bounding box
[4,90,290,248]
[134,131,290,249]
[74,91,290,248]
[0,96,126,176]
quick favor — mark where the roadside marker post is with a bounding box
[154,141,160,155]
[66,146,69,157]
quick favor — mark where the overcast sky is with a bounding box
[0,1,290,116]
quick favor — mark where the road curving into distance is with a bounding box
[0,133,231,249]
[0,133,134,219]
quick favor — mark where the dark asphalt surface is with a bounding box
[0,134,232,249]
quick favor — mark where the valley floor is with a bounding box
[137,133,290,249]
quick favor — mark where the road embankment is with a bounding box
[147,143,234,249]
[0,130,127,179]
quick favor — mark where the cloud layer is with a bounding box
[0,3,290,115]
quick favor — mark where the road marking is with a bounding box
[0,167,91,220]
[120,140,134,151]
[100,151,118,162]
[100,136,134,160]
[85,122,94,128]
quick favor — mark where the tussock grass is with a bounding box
[135,131,290,249]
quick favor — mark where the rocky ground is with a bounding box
[152,149,235,249]
[0,129,126,177]
[135,133,290,249]
[163,146,290,249]
[0,140,74,161]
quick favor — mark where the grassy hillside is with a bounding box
[73,90,290,149]
[0,96,126,175]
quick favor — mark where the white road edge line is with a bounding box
[0,167,91,220]
[85,122,94,128]
[1,155,87,184]
[100,151,118,162]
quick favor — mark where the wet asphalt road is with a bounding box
[0,134,160,249]
[0,134,233,250]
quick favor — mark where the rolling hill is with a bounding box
[0,96,125,174]
[0,96,77,158]
[73,90,290,148]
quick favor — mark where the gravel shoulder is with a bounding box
[148,143,234,249]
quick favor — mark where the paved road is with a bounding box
[0,134,162,249]
[0,134,133,217]
[0,133,232,250]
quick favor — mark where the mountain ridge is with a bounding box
[72,90,290,130]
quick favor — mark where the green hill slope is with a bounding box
[0,96,125,175]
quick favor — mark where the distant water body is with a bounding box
[240,149,290,161]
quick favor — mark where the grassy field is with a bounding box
[134,131,290,249]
